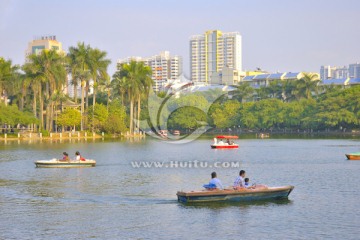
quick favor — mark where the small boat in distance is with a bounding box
[211,135,239,149]
[159,130,168,138]
[177,185,294,203]
[173,130,180,136]
[345,153,360,160]
[34,159,96,168]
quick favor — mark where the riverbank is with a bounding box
[0,131,146,141]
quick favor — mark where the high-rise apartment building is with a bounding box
[320,63,360,80]
[117,51,182,92]
[25,35,64,61]
[190,30,242,84]
[349,63,360,78]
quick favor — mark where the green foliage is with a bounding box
[56,108,81,129]
[168,106,207,130]
[103,100,128,134]
[88,104,109,131]
[211,100,241,128]
[0,103,38,125]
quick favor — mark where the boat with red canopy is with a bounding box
[211,135,239,149]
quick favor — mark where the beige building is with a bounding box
[25,35,64,61]
[210,66,242,85]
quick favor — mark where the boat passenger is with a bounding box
[209,172,224,190]
[61,152,70,162]
[75,151,86,161]
[233,170,246,189]
[226,139,231,145]
[244,178,250,187]
[219,139,224,145]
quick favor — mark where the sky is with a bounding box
[1,0,359,78]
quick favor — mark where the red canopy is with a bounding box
[216,135,238,139]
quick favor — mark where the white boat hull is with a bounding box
[35,159,96,168]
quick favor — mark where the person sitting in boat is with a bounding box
[226,139,231,145]
[244,178,250,187]
[61,152,70,162]
[233,170,246,189]
[208,172,224,190]
[75,151,86,161]
[219,139,224,145]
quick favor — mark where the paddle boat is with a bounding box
[211,135,239,149]
[34,158,96,168]
[345,152,360,160]
[177,185,294,203]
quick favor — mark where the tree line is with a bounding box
[0,44,152,136]
[162,75,360,132]
[1,49,360,135]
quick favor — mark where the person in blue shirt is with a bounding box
[208,172,224,190]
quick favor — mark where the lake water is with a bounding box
[0,137,359,240]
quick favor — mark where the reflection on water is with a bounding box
[178,198,293,210]
[0,138,359,239]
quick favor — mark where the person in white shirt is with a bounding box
[233,170,246,189]
[209,172,224,190]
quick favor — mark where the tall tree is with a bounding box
[68,42,92,130]
[232,83,254,102]
[88,48,111,131]
[112,61,152,134]
[23,49,66,131]
[0,57,20,106]
[293,73,320,100]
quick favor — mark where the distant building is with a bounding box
[210,66,242,85]
[117,51,182,92]
[190,30,242,84]
[242,72,316,89]
[349,63,360,79]
[320,63,360,80]
[25,35,64,62]
[321,78,360,87]
[25,35,71,96]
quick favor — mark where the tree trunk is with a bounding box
[130,96,134,135]
[81,80,85,131]
[107,90,110,111]
[85,80,89,110]
[33,92,37,117]
[39,91,44,131]
[92,81,96,132]
[73,82,78,103]
[137,95,141,133]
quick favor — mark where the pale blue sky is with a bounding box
[0,0,359,77]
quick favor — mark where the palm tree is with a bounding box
[232,82,254,102]
[88,48,111,131]
[266,80,282,99]
[23,49,67,131]
[294,73,320,100]
[98,75,112,110]
[112,61,152,134]
[68,42,92,131]
[0,58,20,106]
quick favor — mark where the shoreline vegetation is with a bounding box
[1,128,359,142]
[1,46,360,137]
